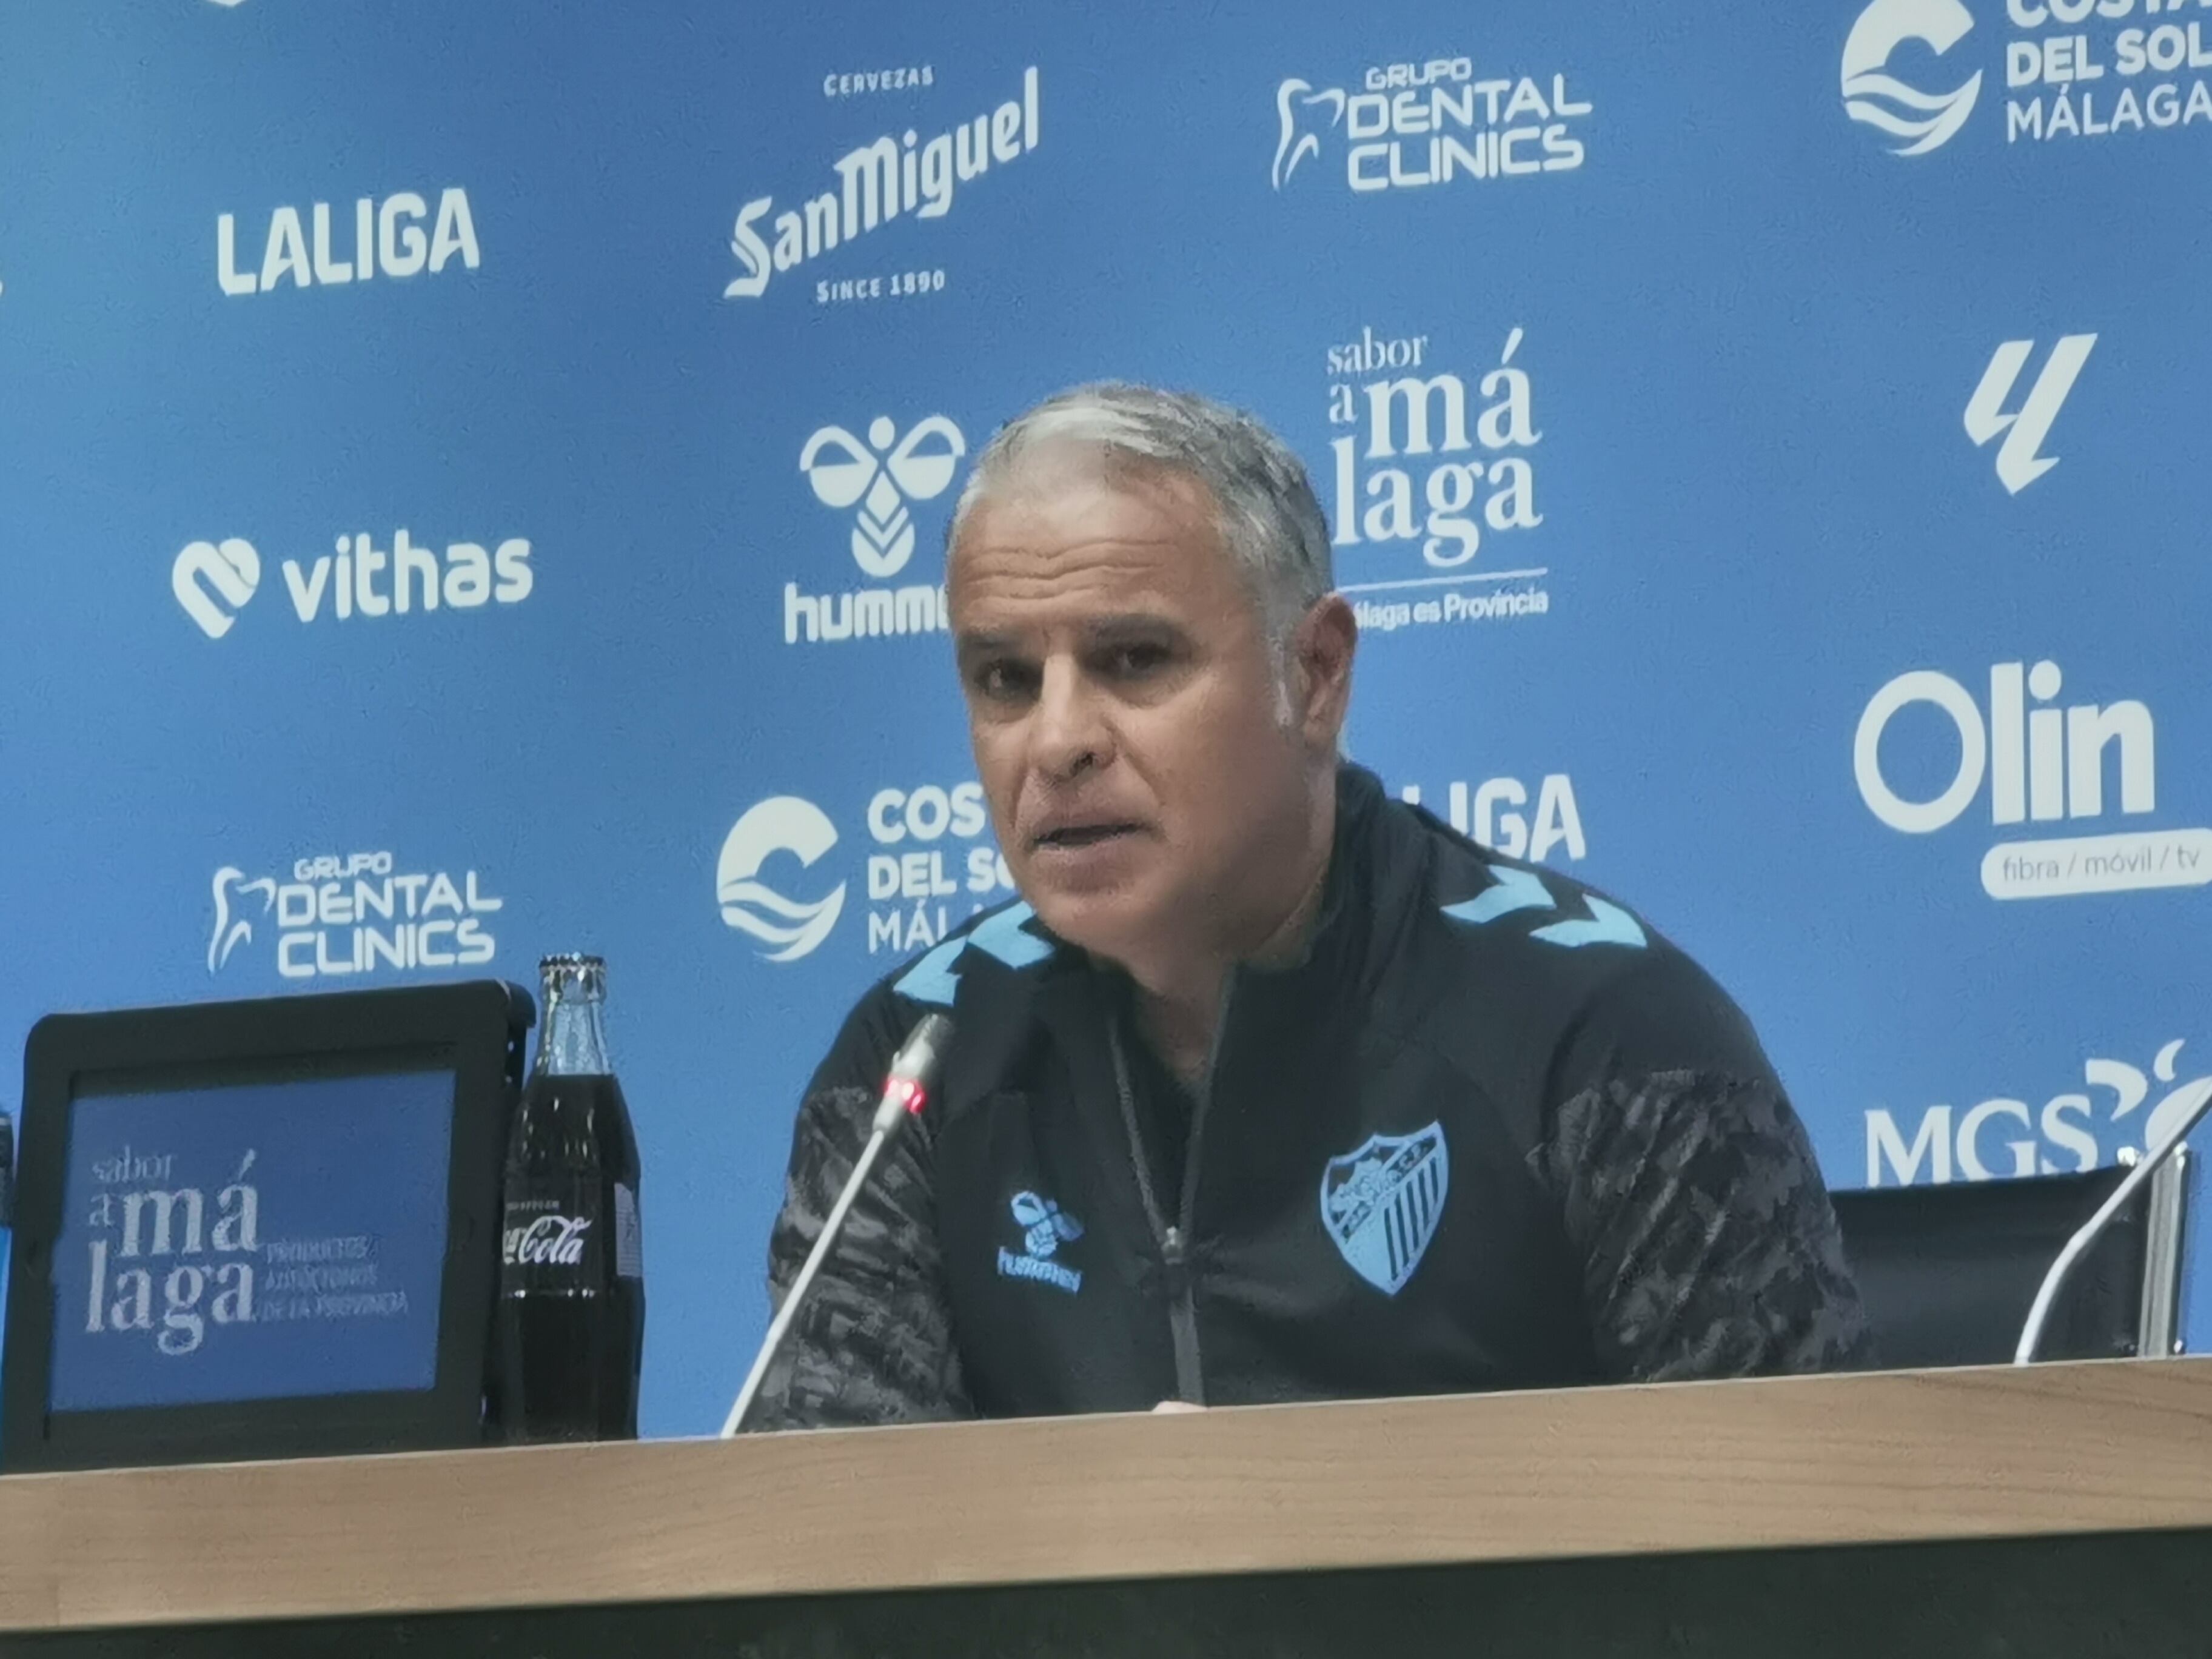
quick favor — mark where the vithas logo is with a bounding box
[170,531,532,638]
[172,538,261,639]
[1963,334,2094,493]
[1841,0,1983,156]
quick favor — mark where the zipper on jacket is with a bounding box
[1109,981,1235,1408]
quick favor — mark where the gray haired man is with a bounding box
[752,384,1865,1427]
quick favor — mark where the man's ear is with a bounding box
[1291,595,1356,749]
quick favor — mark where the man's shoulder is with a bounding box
[1386,800,1685,995]
[812,896,1066,1089]
[1375,799,1759,1086]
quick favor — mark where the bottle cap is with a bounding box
[538,954,607,999]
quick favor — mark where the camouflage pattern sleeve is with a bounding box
[1534,953,1871,1381]
[743,1002,973,1431]
[1540,1069,1870,1381]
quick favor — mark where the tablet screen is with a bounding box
[48,1069,456,1412]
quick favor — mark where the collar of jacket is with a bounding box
[936,763,1409,1120]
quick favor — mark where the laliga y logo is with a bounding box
[1854,658,2212,899]
[1272,55,1589,193]
[1322,324,1550,634]
[1867,1039,2212,1185]
[1965,334,2094,492]
[783,414,967,645]
[718,786,1017,963]
[172,530,532,639]
[209,851,502,980]
[1842,0,1985,155]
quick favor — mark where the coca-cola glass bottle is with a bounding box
[494,954,644,1441]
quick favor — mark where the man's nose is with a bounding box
[1028,658,1113,782]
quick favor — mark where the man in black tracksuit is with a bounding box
[751,387,1865,1429]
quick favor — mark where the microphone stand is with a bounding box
[719,1013,951,1436]
[2014,1085,2212,1364]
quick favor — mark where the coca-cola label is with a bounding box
[505,1213,591,1267]
[498,1184,604,1290]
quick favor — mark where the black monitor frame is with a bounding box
[4,979,531,1472]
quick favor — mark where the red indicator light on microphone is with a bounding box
[888,1078,928,1117]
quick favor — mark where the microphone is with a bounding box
[2014,1078,2212,1364]
[719,1013,953,1436]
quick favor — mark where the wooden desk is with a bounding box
[2,1359,2209,1657]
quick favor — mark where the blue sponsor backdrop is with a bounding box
[2,0,2207,1436]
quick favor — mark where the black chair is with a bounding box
[1829,1162,2188,1369]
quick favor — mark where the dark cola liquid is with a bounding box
[493,1071,644,1441]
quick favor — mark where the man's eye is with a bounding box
[972,662,1035,700]
[1105,643,1170,677]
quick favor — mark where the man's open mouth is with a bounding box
[1036,823,1139,850]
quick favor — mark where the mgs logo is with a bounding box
[1842,0,1983,155]
[717,796,848,963]
[800,415,967,579]
[1867,1039,2212,1185]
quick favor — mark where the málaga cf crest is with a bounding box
[1319,1124,1449,1296]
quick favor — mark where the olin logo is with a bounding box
[1963,335,2095,494]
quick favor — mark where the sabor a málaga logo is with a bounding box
[783,414,967,645]
[1272,54,1589,193]
[209,851,501,980]
[1320,323,1550,635]
[171,531,532,640]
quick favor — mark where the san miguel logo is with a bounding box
[724,67,1040,301]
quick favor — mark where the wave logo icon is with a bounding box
[1271,78,1347,190]
[717,796,847,963]
[800,415,967,580]
[208,866,277,972]
[1841,0,1982,156]
[173,538,261,638]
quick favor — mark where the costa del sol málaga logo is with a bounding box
[1841,0,1983,155]
[717,796,847,962]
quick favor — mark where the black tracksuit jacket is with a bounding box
[751,766,1865,1427]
